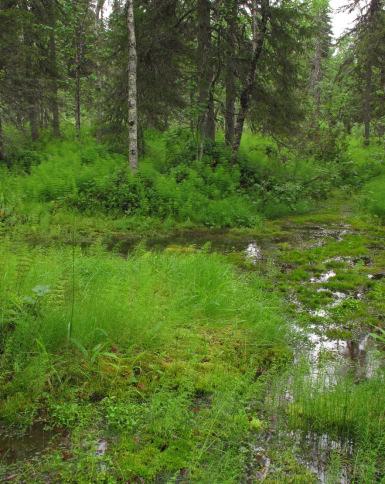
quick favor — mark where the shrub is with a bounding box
[361,174,385,221]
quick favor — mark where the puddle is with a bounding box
[107,230,275,257]
[310,270,336,283]
[294,320,381,384]
[309,309,329,318]
[265,221,384,480]
[245,242,263,263]
[368,272,385,280]
[105,222,355,258]
[95,439,107,457]
[0,424,58,464]
[293,431,352,484]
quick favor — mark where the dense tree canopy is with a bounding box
[0,0,384,165]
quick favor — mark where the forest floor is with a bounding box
[1,195,384,482]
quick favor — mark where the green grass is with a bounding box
[361,174,385,221]
[1,130,385,481]
[0,241,288,481]
[267,213,385,482]
[282,367,385,482]
[347,136,385,168]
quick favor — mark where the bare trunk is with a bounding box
[378,67,385,140]
[73,0,85,139]
[127,0,138,171]
[206,86,215,141]
[197,0,215,141]
[225,0,237,146]
[231,0,269,162]
[362,0,381,146]
[95,0,105,139]
[363,63,372,146]
[24,11,39,141]
[75,40,81,138]
[29,105,39,141]
[310,33,322,124]
[48,3,60,137]
[96,0,105,20]
[0,114,5,161]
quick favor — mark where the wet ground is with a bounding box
[2,214,384,481]
[0,425,59,465]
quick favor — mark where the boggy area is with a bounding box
[253,212,385,483]
[1,208,384,482]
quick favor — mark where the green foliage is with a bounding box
[304,123,348,163]
[239,133,341,217]
[361,174,385,221]
[0,240,287,480]
[3,130,382,230]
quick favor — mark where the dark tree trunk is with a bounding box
[309,22,323,125]
[363,63,372,146]
[23,9,39,141]
[47,2,60,137]
[75,37,81,138]
[206,83,216,141]
[29,105,39,141]
[197,0,215,141]
[96,0,105,20]
[73,0,85,139]
[378,67,385,140]
[138,123,145,156]
[225,0,237,146]
[0,114,5,162]
[95,0,105,139]
[231,0,269,162]
[361,0,382,146]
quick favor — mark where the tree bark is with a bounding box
[127,0,138,171]
[96,0,105,20]
[363,63,372,146]
[73,0,86,139]
[95,0,105,139]
[224,0,237,146]
[0,114,5,162]
[197,0,215,141]
[359,0,382,146]
[309,24,323,125]
[47,1,60,137]
[28,105,39,141]
[23,6,39,141]
[231,0,269,162]
[74,31,82,138]
[378,67,385,140]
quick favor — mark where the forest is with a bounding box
[0,0,385,481]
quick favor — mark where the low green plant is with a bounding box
[361,174,385,221]
[0,241,288,481]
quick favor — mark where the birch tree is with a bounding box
[127,0,138,171]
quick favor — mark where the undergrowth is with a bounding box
[1,128,377,233]
[0,240,288,481]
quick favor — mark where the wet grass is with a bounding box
[279,367,385,482]
[1,178,385,481]
[265,214,385,482]
[0,240,289,481]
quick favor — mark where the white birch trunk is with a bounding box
[127,0,138,171]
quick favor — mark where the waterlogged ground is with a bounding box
[1,205,384,482]
[257,214,385,482]
[109,209,385,481]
